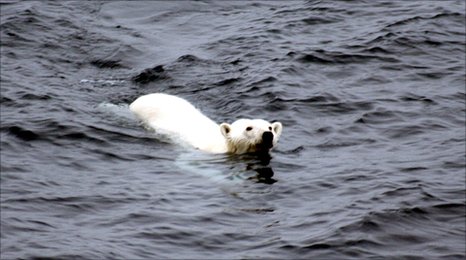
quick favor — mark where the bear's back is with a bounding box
[130,93,227,153]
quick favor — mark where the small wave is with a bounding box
[315,138,376,150]
[4,126,41,141]
[131,65,169,84]
[214,77,241,86]
[296,49,399,65]
[90,59,125,69]
[384,12,465,29]
[176,54,203,63]
[355,109,402,125]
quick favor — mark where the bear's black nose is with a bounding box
[262,131,274,148]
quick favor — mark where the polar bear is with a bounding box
[129,93,282,154]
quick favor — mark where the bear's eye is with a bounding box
[246,126,253,131]
[269,126,272,131]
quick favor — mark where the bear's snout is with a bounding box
[262,131,274,148]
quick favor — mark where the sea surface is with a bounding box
[1,1,465,259]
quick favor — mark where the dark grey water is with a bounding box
[1,1,465,259]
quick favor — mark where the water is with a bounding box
[1,1,465,259]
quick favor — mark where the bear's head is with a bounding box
[220,119,282,154]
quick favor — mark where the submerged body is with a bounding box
[129,93,282,154]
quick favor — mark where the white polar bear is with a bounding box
[129,93,282,154]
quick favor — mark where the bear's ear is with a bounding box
[220,123,231,138]
[272,122,283,137]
